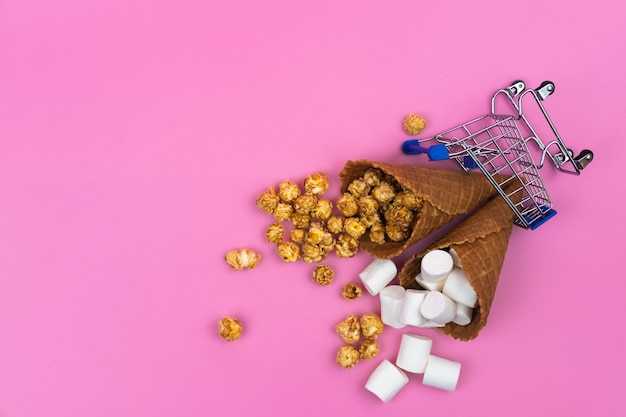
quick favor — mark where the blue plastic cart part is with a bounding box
[528,208,557,230]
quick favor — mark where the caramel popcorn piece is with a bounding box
[386,224,408,242]
[302,242,325,263]
[273,202,293,222]
[225,249,261,271]
[265,223,284,244]
[357,195,379,216]
[359,339,380,360]
[403,114,427,135]
[290,228,306,244]
[306,223,326,245]
[291,212,310,229]
[369,223,386,245]
[278,180,301,202]
[396,190,424,211]
[294,194,318,214]
[336,345,359,369]
[335,234,359,258]
[218,316,243,341]
[312,264,334,286]
[343,217,367,239]
[385,204,414,229]
[335,314,361,344]
[256,187,280,215]
[371,181,396,204]
[276,241,300,263]
[347,178,369,197]
[326,216,345,234]
[360,313,384,339]
[341,282,363,300]
[304,172,329,195]
[337,193,359,217]
[363,168,383,187]
[319,232,335,253]
[310,198,333,219]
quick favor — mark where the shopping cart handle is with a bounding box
[402,141,451,161]
[402,140,429,155]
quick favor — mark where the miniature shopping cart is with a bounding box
[401,80,593,229]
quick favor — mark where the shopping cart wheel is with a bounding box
[535,81,555,100]
[508,80,526,97]
[402,140,429,155]
[574,149,594,170]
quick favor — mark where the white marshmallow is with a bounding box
[420,291,457,325]
[442,267,477,308]
[396,334,433,374]
[365,359,409,402]
[420,250,453,283]
[379,285,406,329]
[422,355,462,392]
[448,247,463,268]
[421,320,446,328]
[359,259,398,295]
[415,273,445,292]
[400,289,428,327]
[453,303,473,326]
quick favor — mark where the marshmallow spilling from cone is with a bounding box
[365,333,462,402]
[358,251,478,330]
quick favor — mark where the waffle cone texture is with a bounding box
[339,160,506,259]
[398,180,522,341]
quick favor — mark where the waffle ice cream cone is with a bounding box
[339,160,506,258]
[398,180,522,341]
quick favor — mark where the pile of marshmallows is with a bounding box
[359,249,477,329]
[356,250,478,402]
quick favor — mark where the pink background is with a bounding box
[1,1,624,416]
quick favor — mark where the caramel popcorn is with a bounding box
[341,282,363,300]
[335,234,359,258]
[256,187,280,214]
[278,180,301,202]
[265,223,284,244]
[291,212,310,229]
[363,168,383,187]
[335,314,361,344]
[218,316,243,341]
[347,178,369,197]
[319,232,336,252]
[359,339,380,360]
[312,264,334,286]
[273,202,293,222]
[386,224,408,242]
[290,228,306,244]
[403,114,427,135]
[385,204,414,228]
[369,223,386,245]
[276,241,300,263]
[304,172,330,195]
[326,216,344,234]
[306,224,326,245]
[225,249,261,270]
[336,345,359,369]
[396,190,424,211]
[343,217,367,239]
[360,313,384,339]
[310,198,333,219]
[302,242,325,263]
[359,212,381,228]
[294,194,318,214]
[357,195,379,216]
[337,193,359,217]
[372,181,396,204]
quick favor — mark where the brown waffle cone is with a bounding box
[339,160,506,258]
[398,179,522,341]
